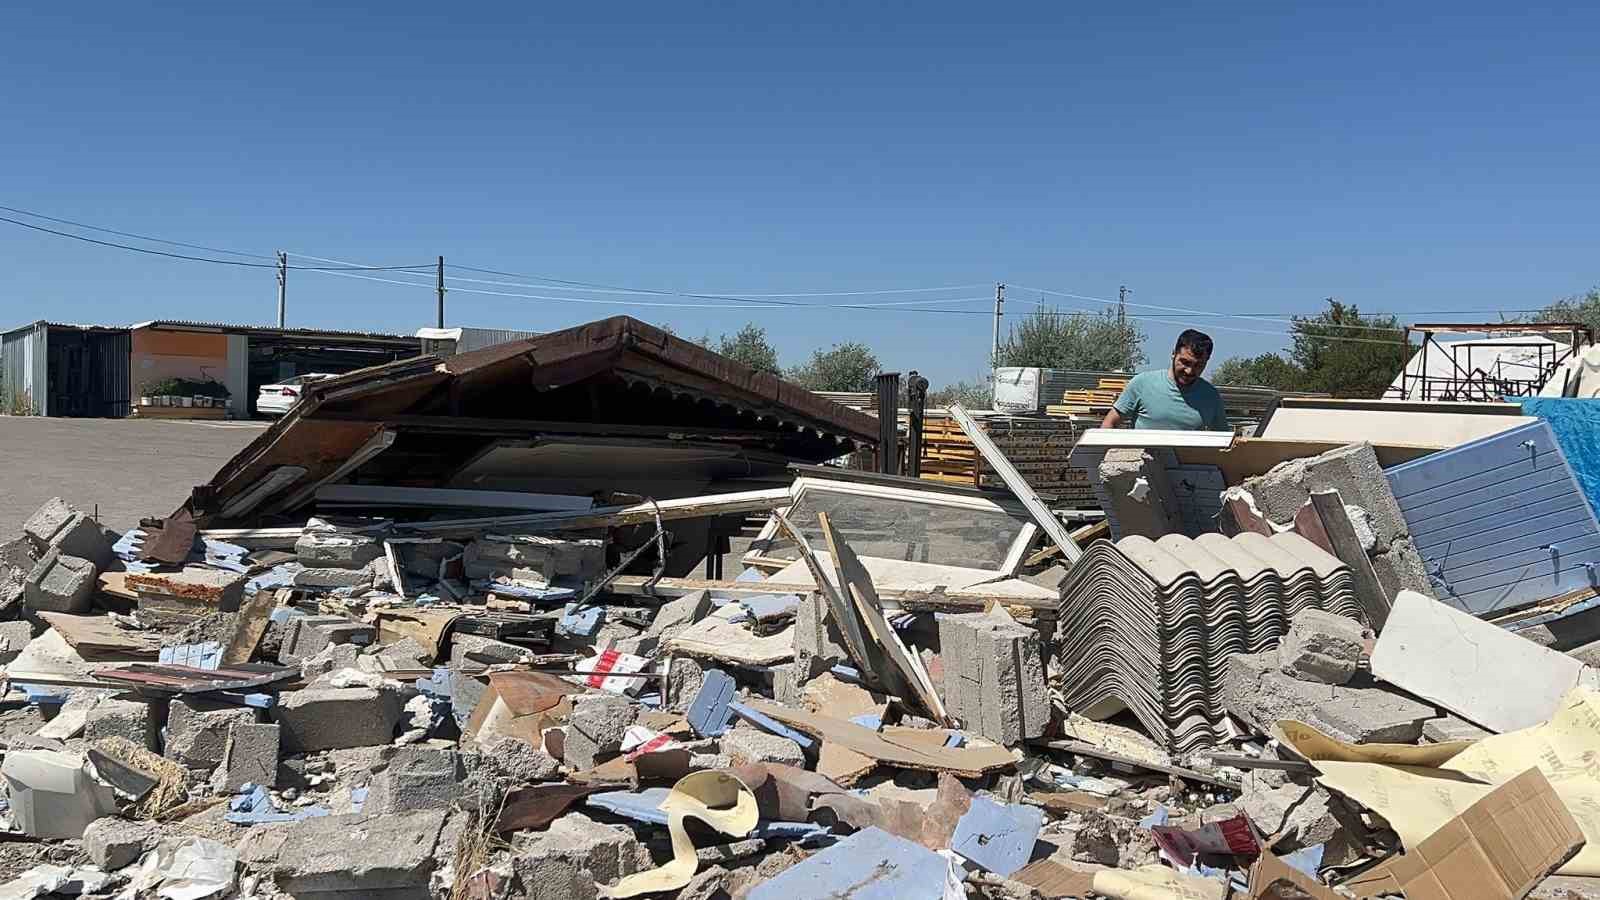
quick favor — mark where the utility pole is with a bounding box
[436,256,446,328]
[276,251,288,328]
[1118,284,1128,330]
[991,283,1005,365]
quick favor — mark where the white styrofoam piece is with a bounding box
[1074,428,1236,450]
[1371,589,1588,733]
[1262,409,1533,446]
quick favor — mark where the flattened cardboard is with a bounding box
[743,699,1015,777]
[1013,859,1097,898]
[1343,768,1583,900]
[1247,851,1339,900]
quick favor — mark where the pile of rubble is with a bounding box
[8,324,1600,899]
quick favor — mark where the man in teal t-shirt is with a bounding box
[1101,329,1230,431]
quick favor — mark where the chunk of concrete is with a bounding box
[165,697,257,770]
[0,749,118,839]
[1422,715,1493,744]
[937,610,1049,745]
[792,591,849,672]
[296,530,385,568]
[24,549,96,614]
[275,687,402,752]
[294,567,376,589]
[236,809,449,894]
[463,534,604,581]
[1239,781,1349,857]
[1098,448,1185,539]
[0,619,36,664]
[510,855,600,900]
[280,615,374,665]
[1069,810,1161,868]
[646,590,712,638]
[514,811,651,887]
[666,657,705,714]
[1225,649,1432,741]
[366,747,465,814]
[83,816,156,870]
[451,633,534,668]
[84,698,157,751]
[1277,609,1365,685]
[24,497,114,567]
[563,692,638,770]
[720,727,805,767]
[222,723,280,791]
[1306,688,1435,744]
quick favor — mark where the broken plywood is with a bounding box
[742,699,1014,778]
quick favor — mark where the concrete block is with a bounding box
[236,809,448,894]
[475,737,560,784]
[1423,715,1493,743]
[82,816,155,870]
[450,633,534,668]
[0,535,37,572]
[511,854,600,900]
[401,540,463,579]
[301,642,361,679]
[1277,609,1365,685]
[1098,448,1185,539]
[281,616,374,665]
[936,611,1049,745]
[0,620,36,665]
[646,590,712,638]
[1239,782,1351,858]
[24,549,96,614]
[463,535,604,581]
[721,727,805,767]
[450,669,487,729]
[24,498,115,567]
[1223,651,1350,731]
[1369,537,1433,599]
[293,567,376,589]
[295,531,384,568]
[514,811,651,886]
[372,636,433,667]
[368,747,465,814]
[222,723,280,791]
[165,697,257,770]
[275,687,402,752]
[564,693,637,770]
[84,698,156,751]
[1307,688,1435,744]
[666,657,705,713]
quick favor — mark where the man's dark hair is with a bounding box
[1173,329,1214,359]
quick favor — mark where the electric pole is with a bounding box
[276,251,287,327]
[1118,284,1128,330]
[991,283,1005,366]
[436,256,446,328]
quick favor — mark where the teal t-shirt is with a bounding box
[1111,370,1229,431]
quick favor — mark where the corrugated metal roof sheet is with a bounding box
[136,320,417,341]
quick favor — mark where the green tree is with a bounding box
[1289,299,1413,398]
[708,323,782,375]
[788,342,881,391]
[1524,287,1600,339]
[928,379,992,409]
[1210,352,1305,391]
[993,310,1145,371]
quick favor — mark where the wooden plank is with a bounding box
[603,575,1058,614]
[947,404,1081,563]
[1309,490,1392,631]
[221,588,283,666]
[404,487,791,536]
[1291,503,1335,555]
[35,613,161,658]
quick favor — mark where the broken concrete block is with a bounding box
[279,615,374,665]
[476,737,560,784]
[24,549,96,614]
[275,687,402,752]
[515,811,651,886]
[1422,715,1493,743]
[295,530,384,568]
[646,590,712,638]
[1239,781,1352,861]
[236,809,448,894]
[0,749,118,839]
[83,816,155,870]
[667,657,706,714]
[371,636,432,667]
[0,619,34,664]
[1225,649,1432,741]
[511,854,601,900]
[451,633,534,668]
[366,747,465,814]
[293,567,376,589]
[937,610,1049,745]
[720,727,805,767]
[24,498,114,567]
[792,591,850,670]
[165,698,257,770]
[463,534,604,581]
[1098,448,1185,539]
[301,642,361,679]
[222,723,280,791]
[83,698,156,751]
[1277,609,1364,685]
[1307,688,1435,744]
[564,693,638,770]
[124,566,245,609]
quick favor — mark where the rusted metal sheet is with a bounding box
[93,662,296,694]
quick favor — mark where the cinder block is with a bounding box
[280,616,373,664]
[937,611,1048,745]
[295,531,384,568]
[0,620,35,665]
[223,723,281,791]
[83,816,155,870]
[366,746,465,813]
[720,727,804,767]
[293,567,375,589]
[563,693,637,770]
[645,590,712,638]
[463,535,604,582]
[1098,449,1184,539]
[1277,609,1364,685]
[275,687,402,752]
[24,498,114,566]
[1307,689,1435,744]
[24,549,96,614]
[792,592,849,665]
[166,697,258,770]
[514,811,651,886]
[450,634,534,668]
[84,698,157,751]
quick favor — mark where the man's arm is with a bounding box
[1104,377,1139,429]
[1207,392,1231,431]
[1101,408,1125,429]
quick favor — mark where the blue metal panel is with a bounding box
[1386,419,1600,615]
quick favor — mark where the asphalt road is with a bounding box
[0,417,267,534]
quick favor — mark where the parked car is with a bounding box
[256,373,335,416]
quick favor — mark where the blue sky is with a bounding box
[2,2,1597,386]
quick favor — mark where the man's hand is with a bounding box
[1101,408,1124,429]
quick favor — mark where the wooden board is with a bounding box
[35,613,161,658]
[744,699,1015,777]
[221,589,283,666]
[666,612,795,666]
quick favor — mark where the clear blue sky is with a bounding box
[3,2,1597,387]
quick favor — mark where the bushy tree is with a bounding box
[927,379,992,409]
[993,310,1144,371]
[788,342,880,392]
[1523,288,1600,340]
[709,323,781,375]
[1210,352,1305,391]
[1289,299,1413,398]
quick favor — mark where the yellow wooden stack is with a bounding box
[1046,376,1128,417]
[918,414,1096,505]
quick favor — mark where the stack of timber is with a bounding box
[1046,374,1313,432]
[920,412,1096,505]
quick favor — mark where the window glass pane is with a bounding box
[762,487,1028,571]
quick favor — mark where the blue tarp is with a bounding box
[1520,398,1600,519]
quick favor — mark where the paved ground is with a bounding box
[0,417,267,534]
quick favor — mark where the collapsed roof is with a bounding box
[185,316,879,526]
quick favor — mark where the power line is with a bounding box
[451,262,985,298]
[0,203,272,260]
[1017,299,1417,347]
